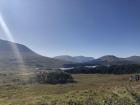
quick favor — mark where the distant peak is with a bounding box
[54,55,94,63]
[98,55,120,62]
[99,55,119,59]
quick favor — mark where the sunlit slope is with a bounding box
[0,39,70,71]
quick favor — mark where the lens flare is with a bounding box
[0,13,27,75]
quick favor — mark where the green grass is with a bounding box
[0,73,140,105]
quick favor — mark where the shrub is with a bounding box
[36,71,74,84]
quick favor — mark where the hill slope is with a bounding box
[0,39,70,71]
[125,56,140,63]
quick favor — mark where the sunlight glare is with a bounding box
[0,13,28,75]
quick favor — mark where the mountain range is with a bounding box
[54,55,140,66]
[64,55,140,67]
[54,55,94,63]
[87,55,133,66]
[0,39,140,71]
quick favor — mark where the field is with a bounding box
[0,73,140,105]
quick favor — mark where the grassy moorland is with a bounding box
[0,73,140,105]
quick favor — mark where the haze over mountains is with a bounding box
[54,55,94,63]
[0,39,140,71]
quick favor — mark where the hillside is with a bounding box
[125,56,140,63]
[0,39,70,71]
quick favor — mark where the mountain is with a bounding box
[98,55,121,62]
[56,55,140,67]
[0,39,71,71]
[87,55,134,66]
[54,55,94,63]
[1,39,140,71]
[125,56,140,63]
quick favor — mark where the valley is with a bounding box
[0,39,140,105]
[0,72,140,105]
[0,0,140,104]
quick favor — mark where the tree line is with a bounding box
[64,64,140,74]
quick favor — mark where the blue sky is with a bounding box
[0,0,140,58]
